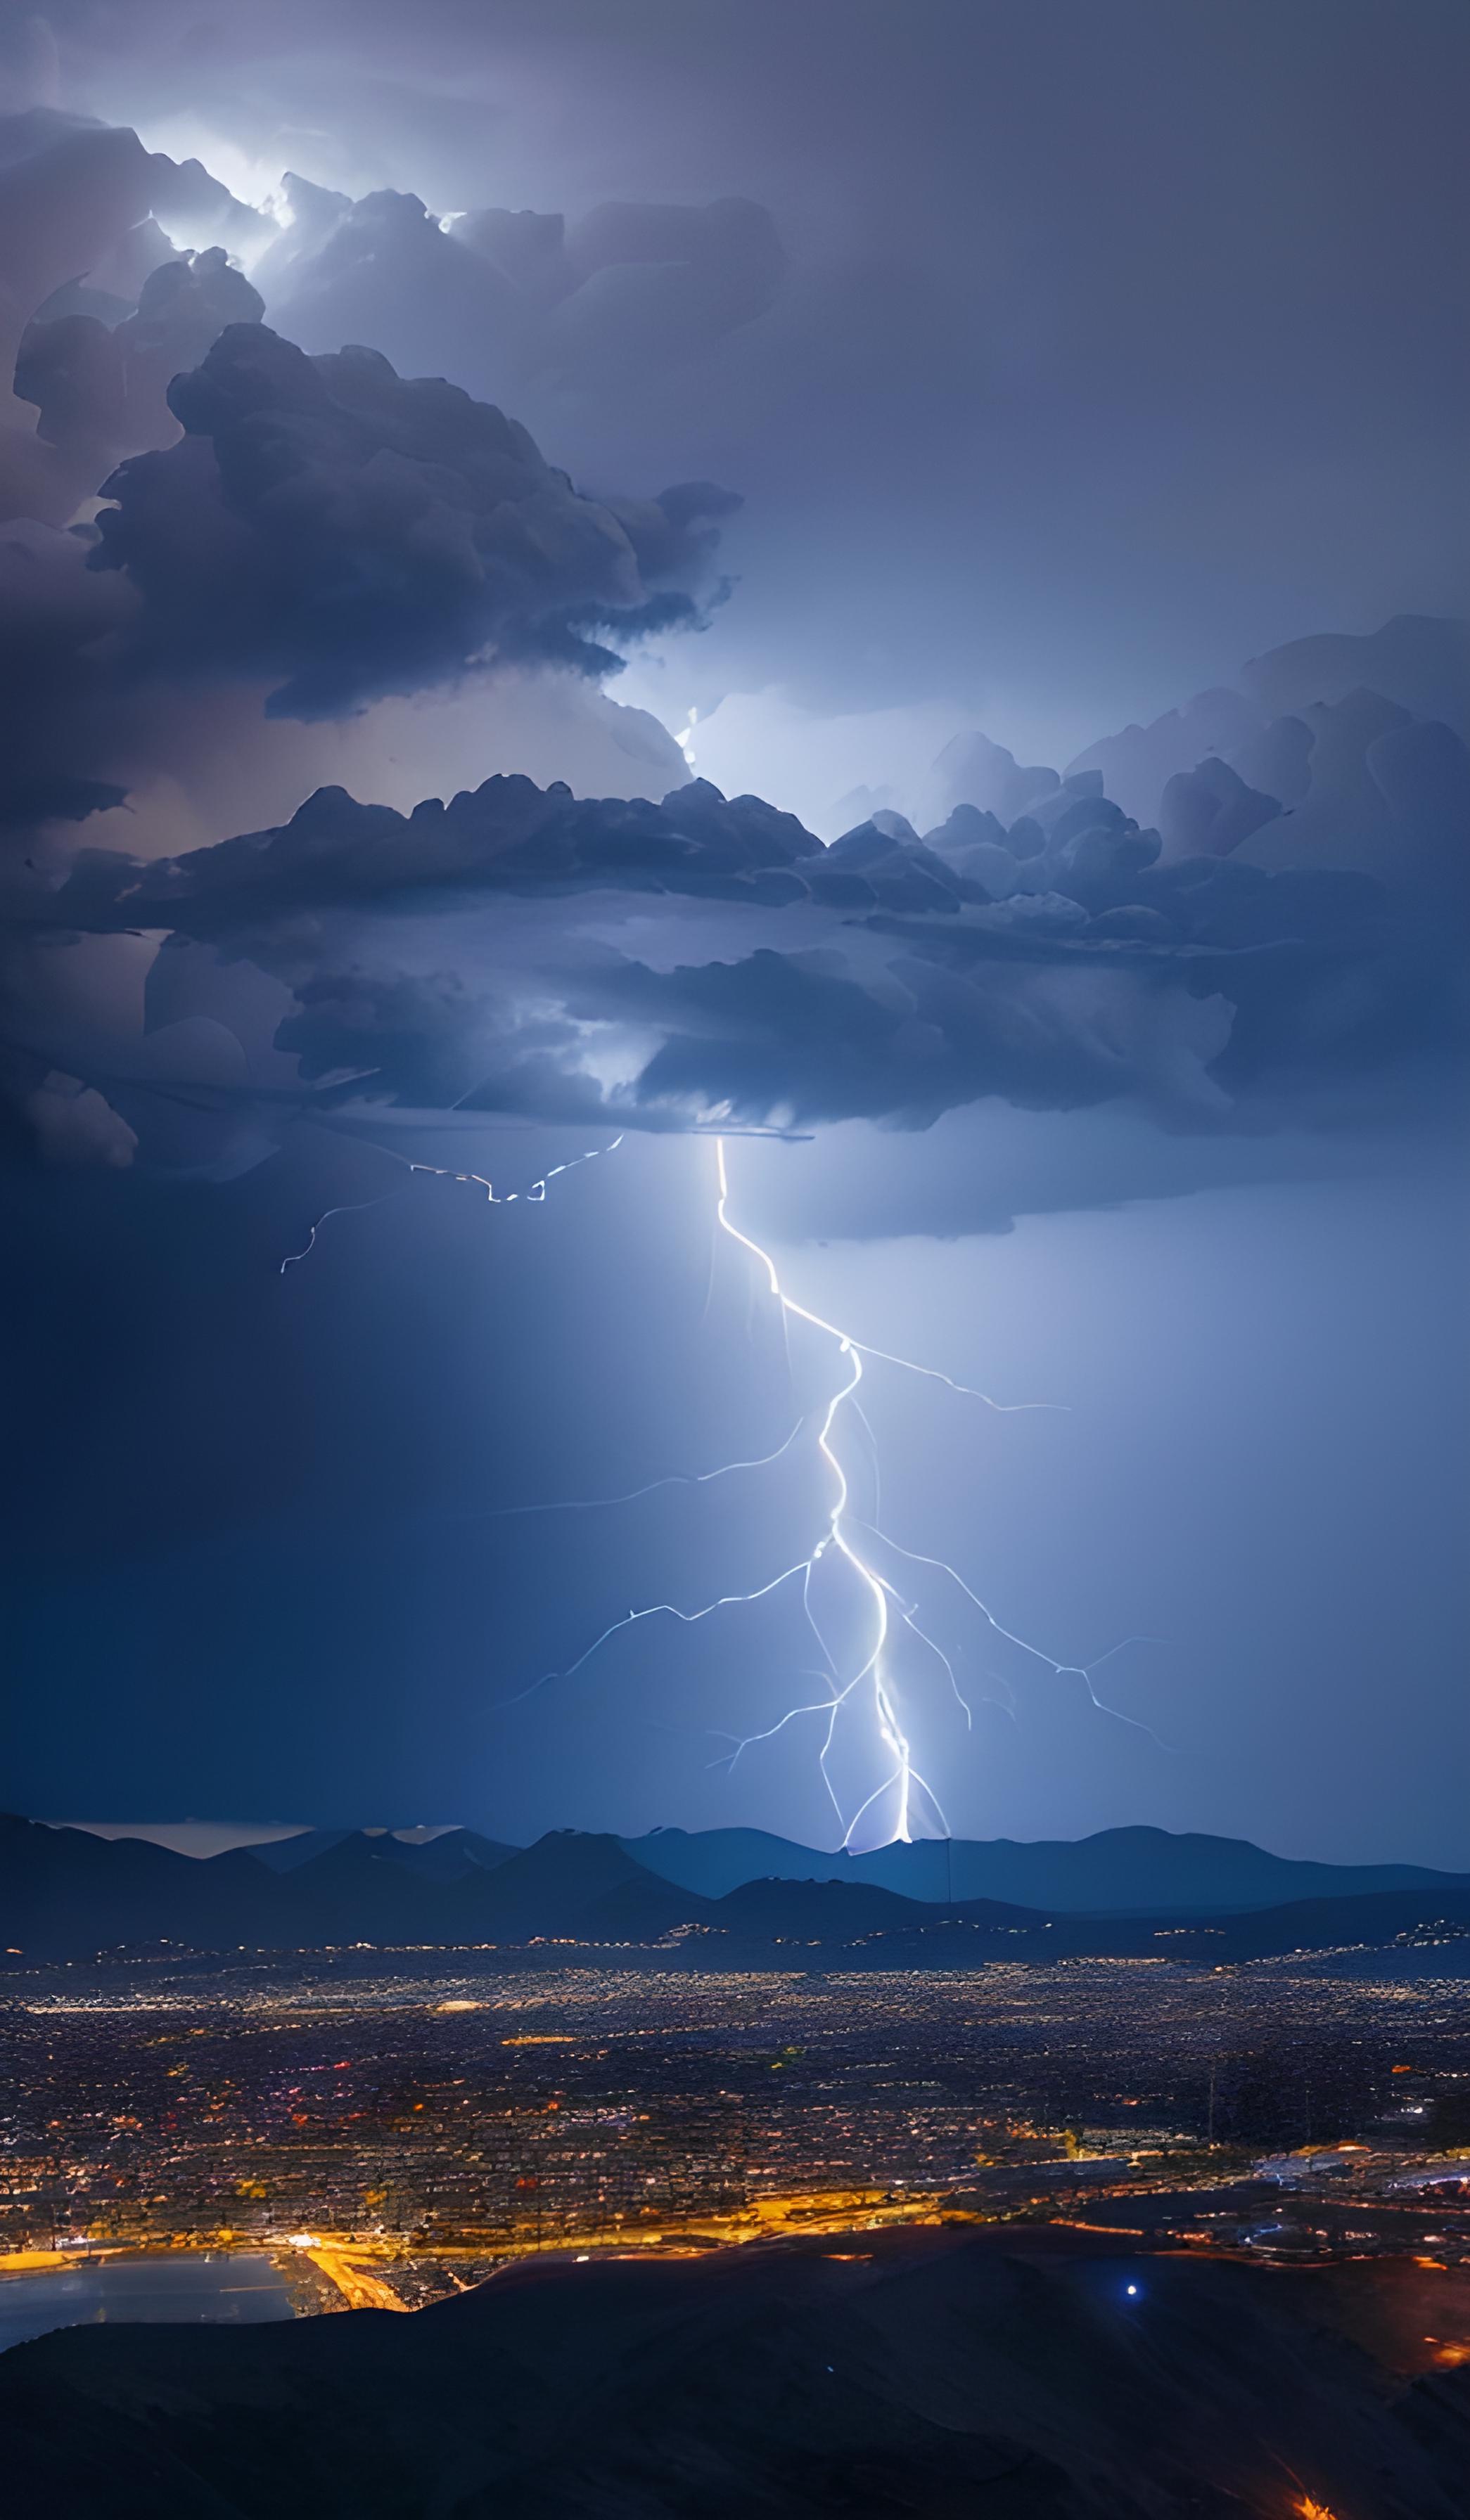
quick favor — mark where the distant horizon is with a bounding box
[34,1813,1470,1875]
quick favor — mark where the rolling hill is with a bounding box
[4,2225,1467,2516]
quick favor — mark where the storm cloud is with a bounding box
[0,39,1464,1181]
[0,101,743,878]
[14,679,1464,1157]
[84,319,738,714]
[0,106,269,521]
[255,178,785,395]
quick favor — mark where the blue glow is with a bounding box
[501,1138,1155,1849]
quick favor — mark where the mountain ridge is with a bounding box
[50,1815,1463,1914]
[6,1814,1470,1969]
[615,1821,1461,1913]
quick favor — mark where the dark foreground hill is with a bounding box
[6,1813,1470,1969]
[4,2226,1469,2517]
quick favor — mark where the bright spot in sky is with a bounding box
[617,653,1096,837]
[129,117,290,212]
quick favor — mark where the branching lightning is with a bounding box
[279,1133,625,1272]
[502,1137,1168,1851]
[455,1415,807,1523]
[268,1099,1168,1839]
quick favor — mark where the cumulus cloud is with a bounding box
[0,104,740,880]
[0,97,1462,1182]
[15,245,264,489]
[38,776,867,933]
[11,709,1463,1166]
[0,311,729,902]
[1241,617,1470,742]
[569,937,1236,1130]
[84,321,738,716]
[1053,617,1470,844]
[1156,759,1284,862]
[1063,689,1266,830]
[0,514,139,848]
[254,179,785,395]
[468,194,785,383]
[0,108,271,522]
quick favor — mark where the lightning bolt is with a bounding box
[506,1137,1167,1851]
[452,1414,808,1523]
[279,1134,625,1272]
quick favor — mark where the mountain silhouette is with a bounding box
[6,1815,1470,1969]
[620,1822,1462,1912]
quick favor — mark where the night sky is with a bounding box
[1,1,1466,1863]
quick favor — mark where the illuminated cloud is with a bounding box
[15,728,1464,1161]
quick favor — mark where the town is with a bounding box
[5,1953,1467,2312]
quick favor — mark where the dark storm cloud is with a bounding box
[0,771,126,832]
[0,107,269,521]
[0,101,742,866]
[0,30,1464,1170]
[15,710,1464,1143]
[13,1,1469,740]
[0,98,786,538]
[15,245,264,486]
[0,513,136,845]
[565,940,1229,1130]
[36,776,947,934]
[85,321,739,715]
[0,310,735,873]
[0,110,158,524]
